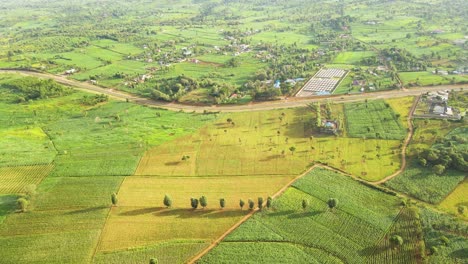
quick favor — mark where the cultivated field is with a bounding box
[136,107,402,181]
[199,168,404,263]
[344,99,407,140]
[0,165,53,194]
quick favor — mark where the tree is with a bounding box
[181,155,190,161]
[17,198,28,212]
[440,236,449,246]
[248,199,255,210]
[191,198,199,209]
[266,197,273,209]
[327,198,338,210]
[111,193,118,206]
[289,146,296,155]
[219,198,226,209]
[258,197,264,210]
[390,235,403,249]
[429,246,438,255]
[239,199,245,210]
[227,118,232,123]
[432,164,445,175]
[163,194,172,208]
[302,199,309,210]
[458,206,466,215]
[23,184,37,198]
[149,258,158,264]
[200,196,208,209]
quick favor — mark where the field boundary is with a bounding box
[186,164,320,264]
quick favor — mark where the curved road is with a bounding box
[0,69,466,112]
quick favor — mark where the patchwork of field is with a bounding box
[98,174,295,253]
[136,107,402,181]
[344,99,407,140]
[0,164,53,194]
[199,168,406,263]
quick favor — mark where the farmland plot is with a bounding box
[0,165,53,194]
[199,168,402,263]
[344,100,406,140]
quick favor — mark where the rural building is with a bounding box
[320,120,339,134]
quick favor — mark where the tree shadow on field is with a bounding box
[119,207,162,216]
[359,244,388,256]
[260,154,283,161]
[65,206,108,215]
[266,210,295,217]
[165,161,181,166]
[450,248,468,259]
[287,211,322,219]
[154,208,247,219]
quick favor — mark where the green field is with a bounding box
[199,168,405,263]
[344,99,407,140]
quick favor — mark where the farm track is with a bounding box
[0,69,465,113]
[372,95,419,185]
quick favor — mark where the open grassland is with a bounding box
[137,107,402,181]
[385,97,415,129]
[344,99,407,140]
[94,240,209,264]
[118,175,296,208]
[0,164,53,194]
[199,168,403,263]
[439,179,468,219]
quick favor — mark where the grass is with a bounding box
[399,71,450,86]
[199,168,402,263]
[439,179,468,219]
[117,175,296,208]
[0,165,53,194]
[344,99,407,140]
[93,240,209,264]
[332,51,376,64]
[136,107,402,181]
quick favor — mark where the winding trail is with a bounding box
[371,95,420,184]
[0,69,465,113]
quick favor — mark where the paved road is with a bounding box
[1,69,466,112]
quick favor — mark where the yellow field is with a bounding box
[98,174,295,251]
[118,175,296,208]
[136,108,401,181]
[439,179,468,219]
[98,207,245,252]
[385,97,415,129]
[0,165,54,194]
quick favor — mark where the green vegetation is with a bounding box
[344,99,406,140]
[199,168,403,263]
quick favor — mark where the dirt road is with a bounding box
[1,69,465,113]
